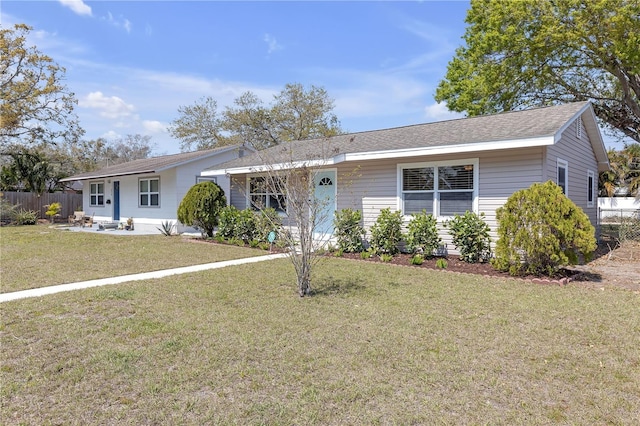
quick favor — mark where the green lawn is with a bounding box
[1,226,639,424]
[0,225,265,293]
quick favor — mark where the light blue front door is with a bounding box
[313,170,336,236]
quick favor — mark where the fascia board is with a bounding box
[59,170,156,182]
[202,158,337,176]
[342,136,554,162]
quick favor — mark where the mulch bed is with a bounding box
[334,252,581,286]
[191,237,581,285]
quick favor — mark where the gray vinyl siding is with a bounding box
[336,148,545,253]
[476,147,545,245]
[227,134,598,253]
[546,117,599,225]
[337,159,398,230]
[229,175,247,210]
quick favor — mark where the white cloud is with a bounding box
[264,33,283,54]
[423,102,464,122]
[142,120,167,134]
[101,130,122,141]
[103,11,132,33]
[58,0,92,17]
[331,71,429,118]
[80,91,136,120]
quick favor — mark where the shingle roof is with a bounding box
[207,101,595,172]
[61,145,243,181]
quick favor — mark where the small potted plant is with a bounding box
[126,217,134,231]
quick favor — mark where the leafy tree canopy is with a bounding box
[169,83,342,151]
[1,24,84,147]
[599,143,640,197]
[436,0,640,143]
[0,147,61,193]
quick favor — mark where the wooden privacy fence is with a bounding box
[1,192,83,220]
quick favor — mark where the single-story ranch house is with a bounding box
[61,144,251,233]
[202,101,609,250]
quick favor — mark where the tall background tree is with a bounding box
[599,144,640,197]
[1,24,84,148]
[169,83,342,151]
[435,0,640,144]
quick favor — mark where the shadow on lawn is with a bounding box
[312,277,367,296]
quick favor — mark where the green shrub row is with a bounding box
[333,207,491,263]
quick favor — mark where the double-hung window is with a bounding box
[90,182,104,206]
[248,176,286,213]
[400,160,477,218]
[139,178,160,207]
[587,170,595,207]
[557,159,568,195]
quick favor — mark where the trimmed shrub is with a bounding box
[333,208,365,253]
[446,211,492,263]
[177,181,226,238]
[254,207,282,243]
[235,208,257,242]
[217,205,239,239]
[405,210,441,257]
[492,181,597,276]
[369,208,403,255]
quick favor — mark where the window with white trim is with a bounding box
[139,177,160,207]
[90,182,104,206]
[196,176,217,184]
[587,170,595,207]
[557,159,568,195]
[400,160,477,217]
[248,176,286,213]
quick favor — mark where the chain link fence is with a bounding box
[598,208,640,242]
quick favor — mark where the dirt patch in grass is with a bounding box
[581,240,640,291]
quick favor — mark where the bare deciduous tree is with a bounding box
[236,140,340,296]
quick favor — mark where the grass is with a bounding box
[0,225,266,293]
[1,226,639,424]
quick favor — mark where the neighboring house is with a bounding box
[203,102,609,251]
[61,145,251,233]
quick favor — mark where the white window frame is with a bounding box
[246,175,287,213]
[89,181,104,207]
[397,158,479,220]
[587,170,595,207]
[196,176,217,184]
[139,177,160,207]
[557,158,568,196]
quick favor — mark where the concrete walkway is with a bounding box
[1,253,288,303]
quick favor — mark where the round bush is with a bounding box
[405,210,441,257]
[177,181,226,237]
[492,181,596,276]
[446,211,491,263]
[369,208,403,255]
[333,208,365,253]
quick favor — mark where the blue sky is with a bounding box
[2,1,627,155]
